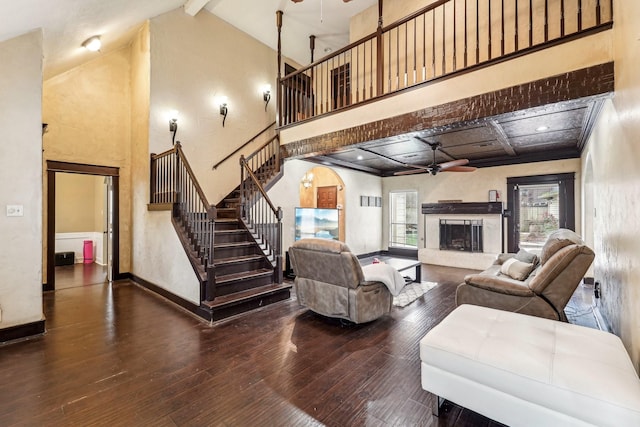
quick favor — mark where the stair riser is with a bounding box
[214,245,261,259]
[215,259,267,276]
[215,222,241,231]
[216,274,274,296]
[215,232,252,244]
[217,209,237,219]
[207,288,291,321]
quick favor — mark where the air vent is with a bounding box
[475,142,495,147]
[403,153,418,158]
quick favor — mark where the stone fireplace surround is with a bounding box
[419,202,504,270]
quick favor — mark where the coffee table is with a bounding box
[363,256,422,283]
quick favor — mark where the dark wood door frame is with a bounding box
[506,172,575,252]
[45,161,120,291]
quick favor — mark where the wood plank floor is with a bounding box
[0,265,593,426]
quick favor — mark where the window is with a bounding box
[389,191,418,248]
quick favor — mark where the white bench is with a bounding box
[420,304,640,426]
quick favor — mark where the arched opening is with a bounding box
[298,166,346,242]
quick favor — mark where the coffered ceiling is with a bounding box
[303,95,608,177]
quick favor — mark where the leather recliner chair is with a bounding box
[456,229,595,321]
[288,238,392,323]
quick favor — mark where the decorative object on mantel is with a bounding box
[394,141,477,176]
[488,190,500,202]
[393,281,438,307]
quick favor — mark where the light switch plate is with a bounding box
[6,205,23,217]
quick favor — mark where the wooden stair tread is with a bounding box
[214,241,254,248]
[214,254,263,266]
[216,268,272,283]
[215,229,246,235]
[202,283,292,308]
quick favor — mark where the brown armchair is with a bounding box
[288,238,392,323]
[456,229,595,321]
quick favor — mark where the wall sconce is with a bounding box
[169,110,178,145]
[301,172,314,189]
[262,85,271,111]
[218,97,228,127]
[82,35,102,52]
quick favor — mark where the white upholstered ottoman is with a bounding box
[420,304,640,426]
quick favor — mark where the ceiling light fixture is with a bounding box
[301,172,314,189]
[82,35,102,52]
[536,126,549,132]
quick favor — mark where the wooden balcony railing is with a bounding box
[279,0,613,126]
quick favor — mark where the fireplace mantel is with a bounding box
[422,202,503,215]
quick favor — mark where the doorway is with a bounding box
[506,173,575,253]
[46,161,120,291]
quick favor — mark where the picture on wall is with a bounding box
[294,208,339,241]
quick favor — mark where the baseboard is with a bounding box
[0,320,46,344]
[130,274,212,322]
[115,272,133,281]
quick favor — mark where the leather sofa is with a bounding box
[288,238,392,323]
[455,229,595,321]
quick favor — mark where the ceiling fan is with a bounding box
[394,141,477,176]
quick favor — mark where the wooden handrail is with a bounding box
[245,134,279,163]
[175,143,213,217]
[212,121,276,170]
[240,157,279,215]
[151,145,177,160]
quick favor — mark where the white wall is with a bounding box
[0,31,43,329]
[580,0,640,369]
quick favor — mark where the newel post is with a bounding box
[276,10,283,127]
[376,0,384,96]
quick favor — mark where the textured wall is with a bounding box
[580,0,640,371]
[43,45,133,278]
[55,173,104,233]
[0,31,43,329]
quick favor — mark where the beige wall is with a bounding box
[580,0,640,371]
[43,45,133,279]
[0,31,43,329]
[148,9,278,205]
[55,173,104,233]
[130,22,200,304]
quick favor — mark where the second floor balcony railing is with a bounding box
[278,0,613,127]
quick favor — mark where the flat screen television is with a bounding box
[294,207,339,241]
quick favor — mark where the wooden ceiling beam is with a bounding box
[184,0,210,17]
[486,119,517,156]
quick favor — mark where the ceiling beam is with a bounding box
[486,119,517,156]
[184,0,210,16]
[309,156,382,175]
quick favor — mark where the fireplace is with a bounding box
[439,219,483,252]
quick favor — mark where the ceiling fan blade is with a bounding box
[437,158,469,171]
[394,168,430,176]
[442,166,477,172]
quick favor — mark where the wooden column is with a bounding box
[376,0,384,96]
[276,10,283,127]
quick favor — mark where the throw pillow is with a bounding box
[515,248,539,266]
[500,257,535,281]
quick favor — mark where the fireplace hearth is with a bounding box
[439,219,483,252]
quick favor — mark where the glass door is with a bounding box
[506,173,575,253]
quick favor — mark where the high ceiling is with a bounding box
[304,97,608,176]
[0,0,376,79]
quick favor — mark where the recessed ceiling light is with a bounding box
[356,155,363,160]
[536,126,549,132]
[82,35,102,52]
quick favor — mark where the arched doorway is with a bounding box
[298,166,346,242]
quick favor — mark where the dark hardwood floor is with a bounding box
[0,265,595,426]
[55,262,107,290]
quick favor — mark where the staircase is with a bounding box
[150,132,290,322]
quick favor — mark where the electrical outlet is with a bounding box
[6,205,23,217]
[594,281,601,299]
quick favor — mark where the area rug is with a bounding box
[393,281,438,307]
